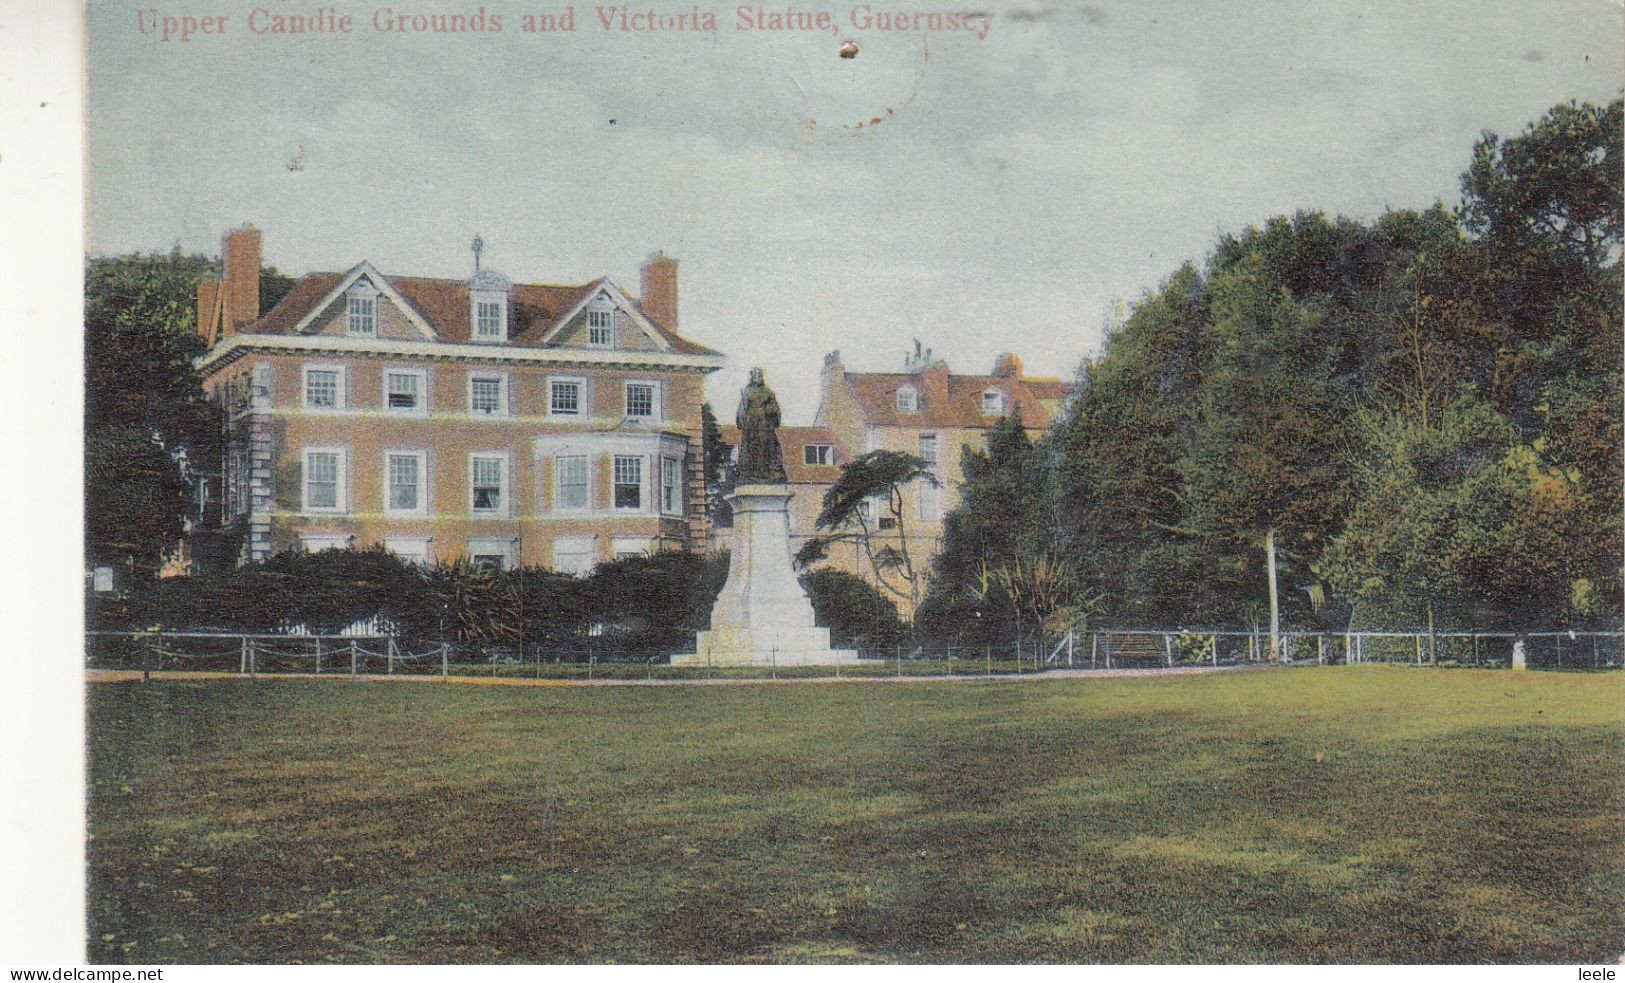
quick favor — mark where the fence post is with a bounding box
[240,635,248,675]
[315,637,322,675]
[1556,635,1563,668]
[986,644,992,677]
[771,645,777,681]
[1317,634,1325,665]
[388,637,397,674]
[896,643,902,677]
[1211,633,1218,667]
[1164,633,1174,668]
[441,643,449,678]
[1414,635,1422,666]
[350,639,358,676]
[1594,636,1600,669]
[1091,632,1099,669]
[248,638,256,676]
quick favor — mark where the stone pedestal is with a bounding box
[673,483,860,666]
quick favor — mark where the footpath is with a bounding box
[85,664,1250,688]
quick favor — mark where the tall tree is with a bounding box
[84,250,218,578]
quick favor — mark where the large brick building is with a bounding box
[194,225,724,572]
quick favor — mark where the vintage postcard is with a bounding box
[11,0,1624,970]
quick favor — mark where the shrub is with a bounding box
[801,568,908,648]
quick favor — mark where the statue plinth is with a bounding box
[673,483,860,667]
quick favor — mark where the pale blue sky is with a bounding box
[88,0,1624,421]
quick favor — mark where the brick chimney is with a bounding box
[221,225,262,332]
[992,352,1024,379]
[640,252,678,331]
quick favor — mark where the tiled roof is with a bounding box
[718,425,850,485]
[843,371,1074,429]
[243,270,721,356]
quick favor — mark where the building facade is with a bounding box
[195,225,725,572]
[800,345,1075,614]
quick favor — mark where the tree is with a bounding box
[794,450,938,610]
[1053,264,1225,625]
[85,250,218,450]
[85,250,219,580]
[85,427,191,578]
[923,408,1057,638]
[1184,233,1357,657]
[1460,100,1622,278]
[700,402,732,530]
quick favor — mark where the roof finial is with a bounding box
[471,234,485,272]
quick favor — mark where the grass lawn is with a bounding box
[87,667,1624,964]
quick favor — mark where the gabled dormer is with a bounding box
[541,280,671,353]
[469,269,512,343]
[289,262,437,341]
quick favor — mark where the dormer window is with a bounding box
[468,269,511,343]
[346,282,379,335]
[896,385,919,414]
[804,444,835,466]
[475,301,503,339]
[982,390,1006,415]
[588,308,614,347]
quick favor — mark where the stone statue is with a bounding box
[735,367,787,484]
[674,365,858,667]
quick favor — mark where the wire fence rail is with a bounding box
[1060,628,1625,671]
[85,626,1623,681]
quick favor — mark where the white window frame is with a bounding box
[613,454,644,512]
[469,451,510,516]
[896,385,919,414]
[548,375,587,418]
[383,367,428,415]
[384,536,433,566]
[918,478,940,521]
[624,380,659,421]
[92,566,114,592]
[660,456,682,516]
[804,443,834,466]
[552,536,596,577]
[383,450,428,517]
[300,534,352,553]
[302,364,346,412]
[301,446,348,514]
[346,282,379,336]
[467,372,508,417]
[919,433,940,468]
[474,299,504,341]
[466,537,517,571]
[586,306,615,347]
[554,453,591,513]
[982,389,1006,415]
[613,537,652,561]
